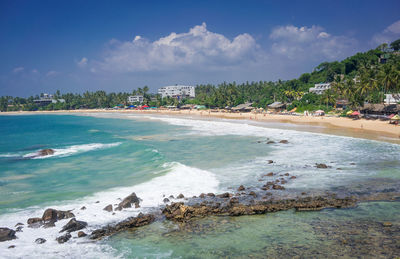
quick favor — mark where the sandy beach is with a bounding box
[2,109,400,143]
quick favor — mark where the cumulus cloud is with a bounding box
[13,67,24,74]
[77,57,88,67]
[93,22,262,73]
[269,25,357,61]
[372,20,400,45]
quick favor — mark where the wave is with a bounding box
[23,142,122,159]
[0,162,219,258]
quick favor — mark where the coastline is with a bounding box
[3,109,400,144]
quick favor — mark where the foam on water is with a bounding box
[22,142,122,159]
[0,162,219,258]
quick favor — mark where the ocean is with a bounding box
[0,113,399,258]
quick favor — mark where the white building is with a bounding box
[384,94,400,104]
[128,95,144,103]
[309,83,331,95]
[158,85,195,99]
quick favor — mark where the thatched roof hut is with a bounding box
[232,102,254,112]
[360,104,400,115]
[267,102,286,111]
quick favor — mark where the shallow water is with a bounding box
[0,113,399,258]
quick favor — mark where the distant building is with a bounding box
[309,83,331,95]
[128,95,144,103]
[384,94,400,104]
[158,85,195,99]
[34,93,65,106]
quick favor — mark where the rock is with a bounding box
[60,218,88,233]
[38,149,54,156]
[15,223,24,227]
[115,192,141,211]
[90,213,155,240]
[0,228,17,242]
[249,191,257,197]
[169,195,174,199]
[95,201,100,203]
[8,245,15,249]
[103,204,113,212]
[272,184,285,190]
[350,162,356,165]
[315,163,329,169]
[284,173,289,176]
[216,192,231,198]
[35,238,46,244]
[27,217,43,226]
[42,208,75,223]
[279,140,289,144]
[56,233,71,244]
[265,172,274,177]
[199,193,206,198]
[382,222,392,227]
[267,160,274,164]
[280,180,287,184]
[290,176,297,179]
[80,206,86,210]
[266,141,275,144]
[15,226,23,232]
[77,231,87,237]
[207,193,215,197]
[163,198,170,203]
[237,185,245,191]
[177,194,185,199]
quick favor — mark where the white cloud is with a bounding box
[93,22,262,73]
[269,25,357,61]
[46,70,58,77]
[372,20,400,45]
[13,67,24,74]
[77,57,88,67]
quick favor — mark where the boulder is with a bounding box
[115,192,141,211]
[103,204,113,212]
[60,218,87,233]
[38,149,54,156]
[265,172,274,177]
[216,192,231,198]
[177,194,185,199]
[56,233,71,244]
[35,238,46,244]
[284,173,289,176]
[199,193,206,198]
[80,206,86,210]
[266,141,275,144]
[315,163,329,169]
[8,245,15,249]
[163,198,170,203]
[237,185,245,191]
[42,208,75,223]
[77,231,87,237]
[249,191,257,197]
[15,223,24,227]
[207,193,215,197]
[272,184,285,190]
[267,160,274,164]
[0,228,16,242]
[279,140,289,144]
[15,226,23,232]
[290,176,297,179]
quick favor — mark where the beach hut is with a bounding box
[267,102,286,112]
[314,110,325,116]
[232,102,254,113]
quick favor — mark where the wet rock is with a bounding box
[56,233,71,244]
[90,213,155,240]
[237,185,245,191]
[337,168,343,170]
[284,173,289,176]
[80,206,86,210]
[350,162,356,165]
[95,201,100,203]
[265,172,274,177]
[15,223,24,227]
[8,245,15,249]
[272,184,285,190]
[266,141,275,144]
[103,204,113,212]
[15,226,23,232]
[382,222,392,227]
[177,194,185,199]
[267,160,274,164]
[216,193,231,198]
[280,180,287,184]
[42,208,75,223]
[207,193,215,197]
[38,149,54,156]
[163,198,170,203]
[199,193,206,198]
[249,191,257,197]
[115,192,141,211]
[279,140,289,144]
[60,218,88,233]
[0,228,17,242]
[35,238,46,244]
[77,231,87,237]
[27,217,43,226]
[290,176,297,179]
[315,163,329,169]
[169,195,174,199]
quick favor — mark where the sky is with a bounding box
[1,0,400,97]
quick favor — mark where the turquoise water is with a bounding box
[0,113,399,258]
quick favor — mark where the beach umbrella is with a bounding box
[350,111,360,116]
[346,110,353,115]
[142,105,149,108]
[391,115,400,120]
[388,114,396,119]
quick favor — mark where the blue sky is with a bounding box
[1,0,400,96]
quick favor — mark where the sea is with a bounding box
[0,113,399,258]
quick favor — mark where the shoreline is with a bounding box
[3,109,400,144]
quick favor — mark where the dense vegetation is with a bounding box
[1,39,399,112]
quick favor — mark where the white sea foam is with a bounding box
[0,153,20,158]
[23,142,122,159]
[0,162,219,258]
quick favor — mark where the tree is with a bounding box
[390,38,400,51]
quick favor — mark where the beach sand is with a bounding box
[3,109,400,144]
